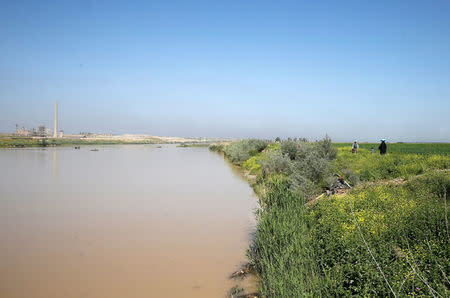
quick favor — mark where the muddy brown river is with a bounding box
[0,145,257,298]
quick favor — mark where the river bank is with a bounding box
[0,134,227,148]
[211,139,450,297]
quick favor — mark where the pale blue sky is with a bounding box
[1,0,449,141]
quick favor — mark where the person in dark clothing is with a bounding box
[352,141,359,153]
[378,139,387,155]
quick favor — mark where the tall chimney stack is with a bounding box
[53,101,58,138]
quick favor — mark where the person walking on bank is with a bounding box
[352,141,359,153]
[378,139,387,155]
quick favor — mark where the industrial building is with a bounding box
[14,101,62,137]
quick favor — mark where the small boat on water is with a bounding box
[90,149,99,151]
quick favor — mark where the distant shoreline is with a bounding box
[0,134,229,148]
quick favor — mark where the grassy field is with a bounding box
[310,172,449,296]
[335,147,450,182]
[334,142,450,155]
[212,140,450,297]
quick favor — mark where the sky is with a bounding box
[1,0,449,142]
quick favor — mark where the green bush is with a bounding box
[293,150,331,183]
[281,140,299,160]
[208,143,224,152]
[223,139,267,164]
[288,172,315,197]
[261,137,337,186]
[260,150,293,176]
[317,135,338,160]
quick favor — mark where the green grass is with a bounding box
[177,143,210,147]
[249,177,324,297]
[0,136,161,148]
[310,172,449,296]
[335,147,450,182]
[334,142,450,155]
[242,143,280,176]
[250,173,450,296]
[0,137,42,147]
[214,140,450,297]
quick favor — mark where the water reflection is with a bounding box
[53,150,57,183]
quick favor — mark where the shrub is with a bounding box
[260,150,293,176]
[342,168,360,186]
[242,152,264,175]
[288,172,315,197]
[281,140,299,160]
[223,139,268,164]
[294,150,331,183]
[248,139,268,155]
[289,140,335,187]
[208,143,224,152]
[256,136,337,195]
[316,135,338,160]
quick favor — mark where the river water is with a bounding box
[0,145,257,298]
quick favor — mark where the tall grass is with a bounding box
[213,140,450,297]
[249,177,324,297]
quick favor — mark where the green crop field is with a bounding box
[334,142,450,154]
